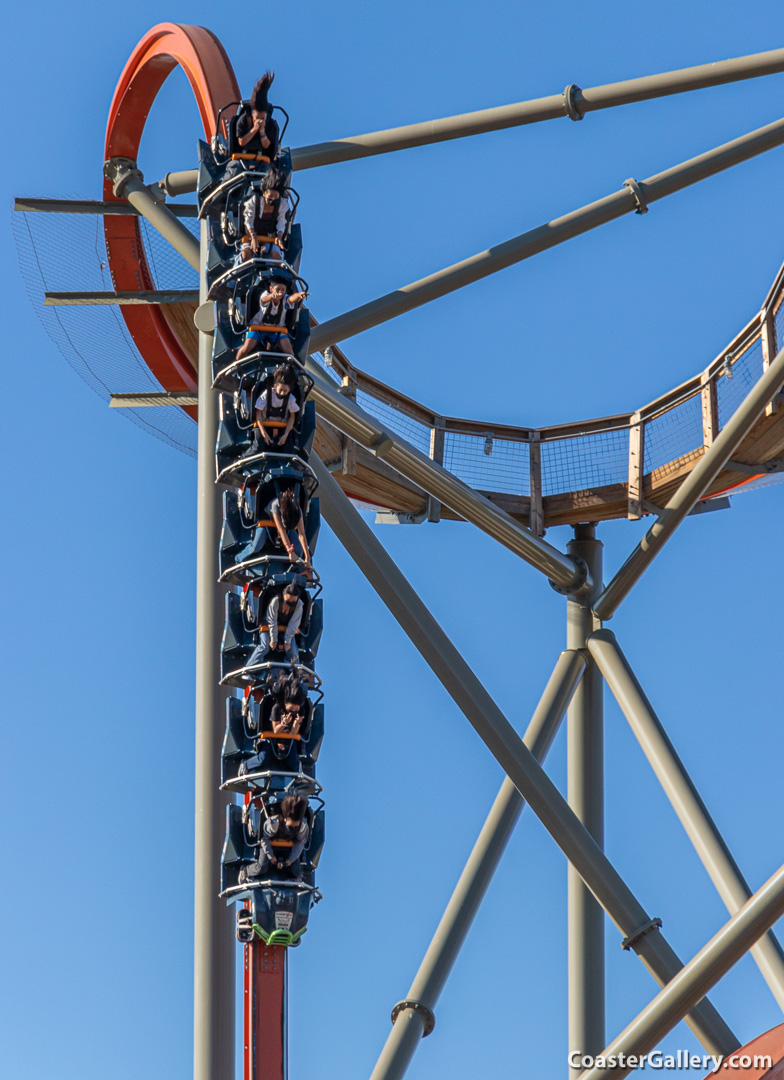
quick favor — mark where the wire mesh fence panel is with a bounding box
[717,335,763,429]
[355,389,432,456]
[643,392,703,476]
[139,217,200,288]
[540,427,629,495]
[13,208,198,457]
[774,290,784,352]
[443,433,530,494]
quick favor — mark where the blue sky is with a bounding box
[2,2,784,1079]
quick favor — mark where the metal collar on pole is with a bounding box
[291,48,784,170]
[577,861,784,1080]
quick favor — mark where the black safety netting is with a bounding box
[12,199,199,457]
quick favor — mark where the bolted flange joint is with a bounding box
[104,156,142,199]
[390,999,436,1038]
[563,84,585,122]
[548,555,589,598]
[621,916,663,951]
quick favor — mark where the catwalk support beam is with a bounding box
[194,219,235,1080]
[306,365,585,591]
[566,526,605,1068]
[309,117,784,353]
[292,47,784,169]
[311,455,737,1057]
[577,861,784,1080]
[595,344,784,620]
[588,629,784,1011]
[369,649,586,1080]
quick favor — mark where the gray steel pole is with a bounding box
[577,860,784,1080]
[291,48,784,170]
[160,170,202,198]
[104,158,200,271]
[566,526,605,1070]
[370,649,586,1080]
[194,219,235,1080]
[310,455,737,1056]
[306,364,585,591]
[595,344,784,620]
[587,628,784,1011]
[309,116,784,353]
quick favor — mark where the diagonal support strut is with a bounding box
[588,628,784,1012]
[369,649,586,1080]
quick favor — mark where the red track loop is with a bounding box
[103,23,240,402]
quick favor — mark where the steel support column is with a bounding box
[595,344,784,620]
[588,628,784,1012]
[291,48,784,170]
[369,649,586,1080]
[309,117,784,353]
[566,526,605,1070]
[194,219,235,1080]
[310,455,737,1056]
[578,861,784,1080]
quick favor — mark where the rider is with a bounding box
[246,581,304,669]
[234,279,308,358]
[242,168,290,260]
[240,794,310,881]
[235,72,280,160]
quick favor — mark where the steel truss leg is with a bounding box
[588,628,784,1012]
[311,455,738,1057]
[566,527,605,1069]
[369,649,586,1080]
[578,860,784,1080]
[595,344,784,620]
[194,219,235,1080]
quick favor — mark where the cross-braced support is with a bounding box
[311,454,738,1058]
[588,629,784,1010]
[369,649,586,1080]
[578,861,784,1080]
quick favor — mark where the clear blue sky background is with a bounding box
[1,3,784,1078]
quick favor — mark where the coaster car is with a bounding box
[211,297,312,376]
[219,488,320,585]
[206,232,305,304]
[221,797,325,947]
[221,693,324,793]
[216,409,317,485]
[204,193,303,283]
[196,110,292,212]
[220,589,324,687]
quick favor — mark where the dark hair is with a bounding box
[279,794,306,822]
[250,71,275,113]
[278,488,302,531]
[261,168,283,195]
[284,674,308,708]
[272,362,297,389]
[269,276,288,290]
[282,582,302,602]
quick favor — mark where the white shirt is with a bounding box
[255,388,299,415]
